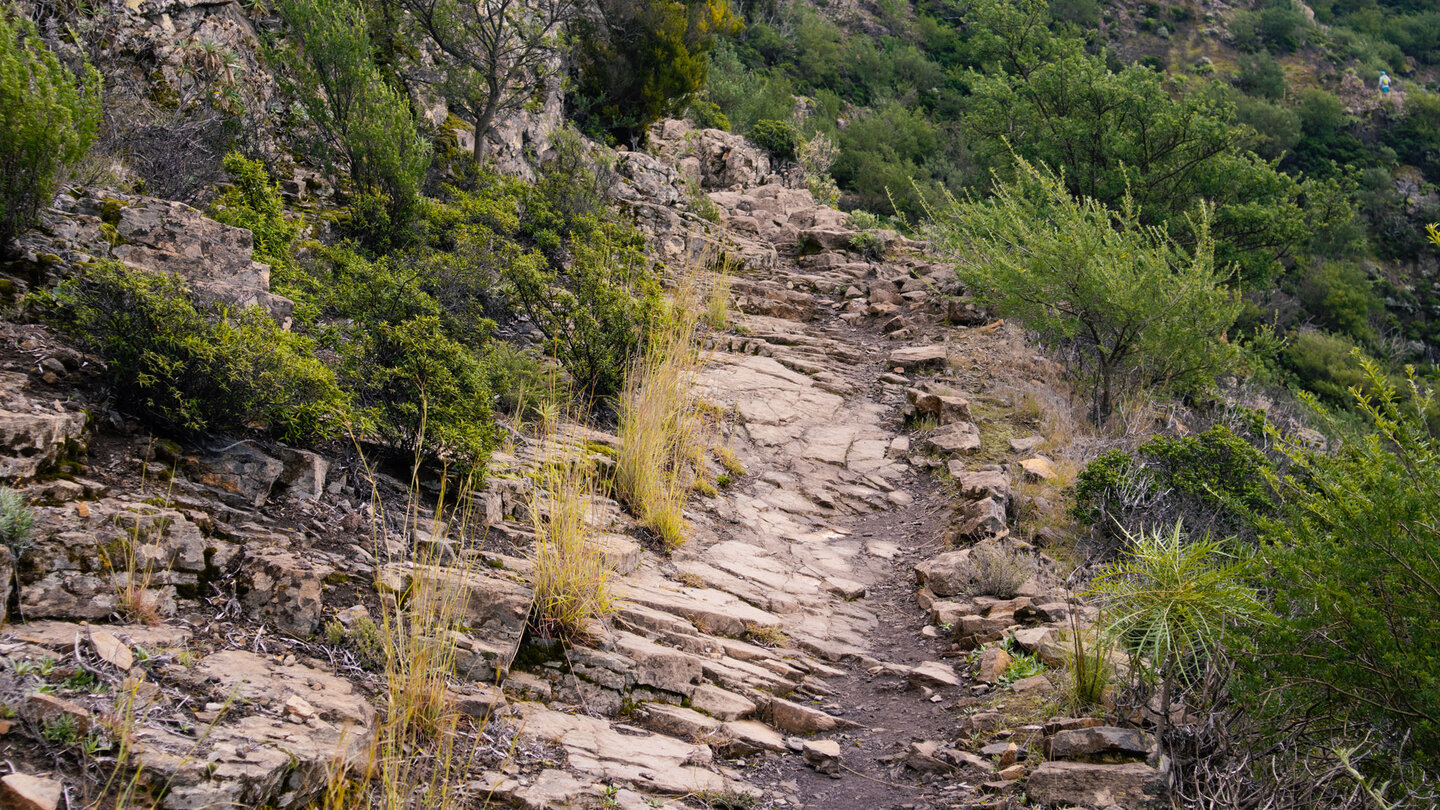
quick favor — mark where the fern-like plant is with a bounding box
[1087,520,1261,744]
[0,486,34,555]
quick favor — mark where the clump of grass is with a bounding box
[616,282,706,547]
[529,453,615,639]
[714,446,745,477]
[744,623,788,648]
[967,543,1037,598]
[0,487,35,555]
[703,272,732,331]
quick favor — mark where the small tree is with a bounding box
[278,0,430,239]
[1254,359,1440,772]
[401,0,577,161]
[926,157,1243,421]
[0,10,101,256]
[1089,521,1262,747]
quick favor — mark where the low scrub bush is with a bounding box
[748,119,800,161]
[0,487,34,555]
[209,153,300,278]
[0,12,102,255]
[966,542,1036,598]
[38,261,348,443]
[1072,421,1274,549]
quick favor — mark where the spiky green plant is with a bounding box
[0,486,34,554]
[1087,520,1262,744]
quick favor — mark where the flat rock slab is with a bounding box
[888,345,951,370]
[1027,761,1163,808]
[0,773,62,810]
[1049,726,1154,762]
[929,423,981,455]
[908,660,961,688]
[516,703,739,796]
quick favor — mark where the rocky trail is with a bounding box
[0,121,1163,810]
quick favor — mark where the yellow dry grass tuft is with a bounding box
[529,450,615,639]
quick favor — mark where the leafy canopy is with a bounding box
[926,156,1242,420]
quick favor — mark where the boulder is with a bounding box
[951,468,1009,503]
[888,345,951,371]
[389,564,533,681]
[907,386,972,424]
[1049,726,1154,762]
[766,697,846,734]
[929,423,981,455]
[719,720,788,755]
[914,549,972,597]
[975,646,1013,684]
[637,703,721,741]
[956,497,1007,539]
[184,444,285,509]
[908,660,961,688]
[1021,457,1057,481]
[802,739,842,776]
[689,683,756,721]
[0,773,62,810]
[272,447,328,501]
[239,547,331,637]
[614,631,704,697]
[0,406,86,482]
[1026,761,1163,808]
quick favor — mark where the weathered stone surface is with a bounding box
[1026,761,1163,808]
[272,447,328,501]
[689,684,757,721]
[719,720,788,755]
[21,694,90,732]
[929,422,981,455]
[28,189,295,319]
[1049,726,1154,762]
[184,444,285,509]
[0,548,11,625]
[6,620,192,651]
[915,549,972,598]
[888,345,951,370]
[591,533,642,575]
[976,646,1013,684]
[614,631,704,696]
[908,660,961,688]
[0,406,86,482]
[905,741,995,775]
[1021,457,1056,481]
[0,773,62,810]
[952,469,1009,503]
[637,703,721,741]
[766,697,845,734]
[956,496,1007,539]
[239,547,331,637]
[802,739,842,775]
[393,564,533,681]
[89,630,134,670]
[517,704,733,795]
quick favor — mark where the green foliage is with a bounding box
[0,487,33,555]
[962,0,1317,283]
[277,0,431,244]
[1297,261,1381,342]
[1073,423,1275,548]
[569,0,740,144]
[210,153,300,276]
[747,119,799,161]
[38,261,348,443]
[999,646,1046,685]
[687,99,730,131]
[927,157,1242,420]
[1235,51,1288,100]
[1089,521,1262,740]
[1254,361,1440,772]
[1282,329,1375,406]
[0,10,101,254]
[848,229,891,260]
[348,313,496,469]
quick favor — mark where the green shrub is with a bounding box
[39,261,348,443]
[966,543,1036,598]
[1072,423,1274,548]
[1253,361,1440,775]
[0,487,33,555]
[210,153,301,277]
[926,156,1241,421]
[1282,329,1373,406]
[848,229,892,260]
[277,0,431,245]
[688,99,730,131]
[748,119,800,161]
[346,314,496,470]
[0,11,102,255]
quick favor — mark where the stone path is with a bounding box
[0,120,1159,810]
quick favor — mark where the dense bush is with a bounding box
[209,153,301,278]
[277,0,430,245]
[1072,423,1274,548]
[0,12,101,255]
[748,119,800,161]
[1252,362,1440,776]
[39,261,348,443]
[928,157,1241,420]
[569,0,739,143]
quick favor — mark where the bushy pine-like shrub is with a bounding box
[210,153,300,276]
[748,119,800,161]
[0,12,101,254]
[39,261,348,443]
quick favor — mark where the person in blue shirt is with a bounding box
[1379,70,1391,94]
